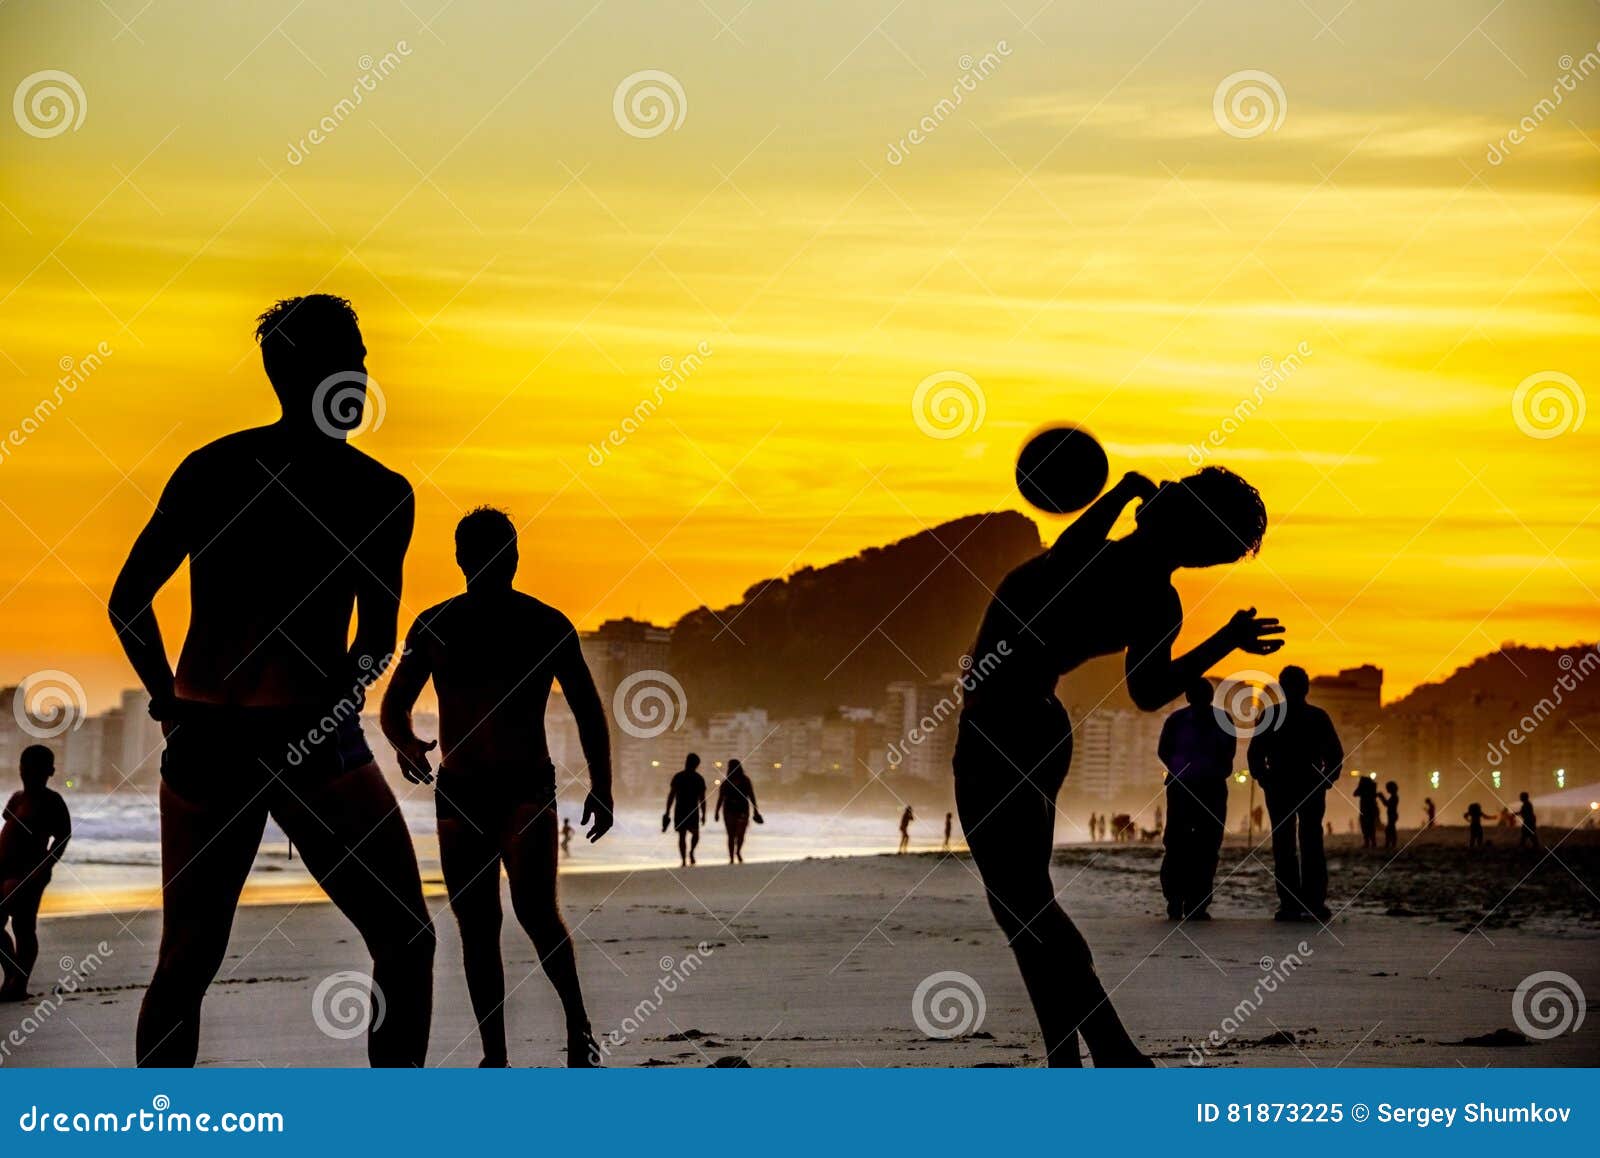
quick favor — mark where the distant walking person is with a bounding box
[716,759,761,863]
[561,818,575,858]
[110,295,433,1067]
[955,466,1280,1065]
[663,754,708,866]
[0,746,71,1001]
[1423,797,1437,829]
[1353,777,1380,849]
[943,811,954,851]
[1464,803,1486,848]
[1382,781,1400,849]
[381,506,614,1068]
[898,805,914,854]
[1247,666,1343,922]
[1086,812,1097,842]
[1156,680,1235,920]
[1518,792,1539,849]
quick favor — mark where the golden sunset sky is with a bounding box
[1,0,1597,710]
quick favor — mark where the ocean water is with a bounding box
[39,791,926,915]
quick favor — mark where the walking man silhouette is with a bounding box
[1156,679,1234,920]
[664,754,708,866]
[954,466,1281,1066]
[110,295,433,1067]
[1247,666,1343,921]
[381,506,614,1067]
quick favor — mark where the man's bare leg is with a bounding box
[688,828,698,865]
[502,802,594,1066]
[271,764,434,1067]
[438,817,508,1066]
[677,828,688,867]
[137,783,269,1066]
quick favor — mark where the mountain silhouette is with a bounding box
[669,511,1043,716]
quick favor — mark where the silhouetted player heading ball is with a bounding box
[1016,424,1110,514]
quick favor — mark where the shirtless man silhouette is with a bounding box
[0,745,72,1000]
[664,754,707,867]
[954,466,1281,1066]
[109,295,433,1067]
[381,506,613,1068]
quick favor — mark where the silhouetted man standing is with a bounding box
[0,745,71,1000]
[110,295,434,1066]
[1247,666,1343,922]
[381,506,613,1067]
[664,754,708,866]
[1156,679,1234,919]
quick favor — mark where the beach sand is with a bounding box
[5,831,1597,1068]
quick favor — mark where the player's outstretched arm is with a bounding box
[1049,471,1156,563]
[1125,596,1284,712]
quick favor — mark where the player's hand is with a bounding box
[583,791,614,842]
[1117,471,1159,502]
[1225,607,1285,655]
[397,738,437,784]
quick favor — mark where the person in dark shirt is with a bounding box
[1156,679,1235,919]
[1517,792,1539,849]
[1464,802,1486,848]
[715,760,761,863]
[1353,777,1379,849]
[1248,666,1343,921]
[663,754,708,867]
[1382,781,1400,849]
[0,746,72,1001]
